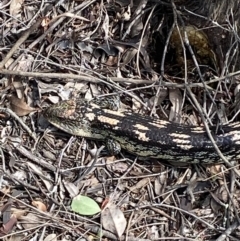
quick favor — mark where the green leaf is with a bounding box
[71,195,101,216]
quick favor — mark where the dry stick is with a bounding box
[15,145,56,172]
[215,219,240,241]
[7,1,94,70]
[0,68,153,84]
[0,107,36,140]
[170,4,240,174]
[0,18,42,69]
[186,86,240,173]
[1,68,240,87]
[8,17,65,71]
[75,145,105,182]
[185,63,240,171]
[173,7,214,125]
[55,136,75,183]
[0,191,97,237]
[1,11,240,172]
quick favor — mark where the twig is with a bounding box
[171,4,240,175]
[74,145,105,183]
[186,86,240,176]
[0,107,37,140]
[0,68,154,84]
[216,219,240,241]
[1,68,240,86]
[15,145,56,172]
[0,18,42,69]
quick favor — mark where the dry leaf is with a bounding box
[12,81,24,99]
[154,172,167,196]
[101,204,126,238]
[41,17,51,31]
[12,209,26,219]
[44,234,57,241]
[0,216,17,237]
[1,186,11,195]
[121,6,131,21]
[9,95,36,116]
[13,55,34,72]
[169,88,183,123]
[170,25,217,67]
[101,198,110,209]
[207,165,224,178]
[20,213,43,229]
[63,181,79,198]
[32,200,47,212]
[10,0,24,17]
[147,89,168,109]
[4,58,14,69]
[3,234,25,241]
[128,178,150,192]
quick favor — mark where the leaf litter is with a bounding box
[0,0,240,240]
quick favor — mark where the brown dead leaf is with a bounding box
[148,89,168,110]
[63,181,79,198]
[9,95,36,116]
[207,165,225,178]
[210,196,223,214]
[0,216,17,237]
[154,172,167,196]
[128,178,150,193]
[215,185,228,203]
[106,156,129,173]
[32,200,47,212]
[12,81,24,99]
[10,0,24,17]
[169,88,183,123]
[1,203,12,224]
[44,234,57,241]
[4,58,14,69]
[101,203,126,238]
[20,213,43,229]
[170,25,217,67]
[12,209,26,219]
[41,17,51,31]
[121,48,138,71]
[1,186,11,195]
[13,54,34,72]
[105,55,118,66]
